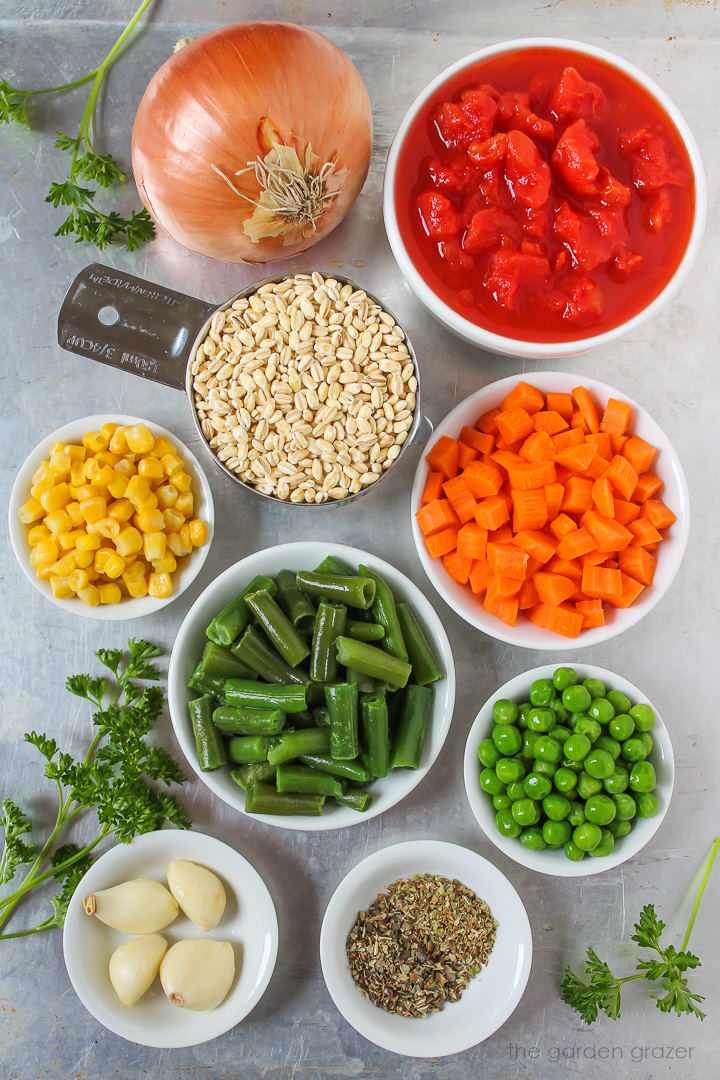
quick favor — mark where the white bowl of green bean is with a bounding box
[168,542,456,830]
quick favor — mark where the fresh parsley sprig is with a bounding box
[0,0,155,250]
[0,639,189,940]
[562,836,719,1023]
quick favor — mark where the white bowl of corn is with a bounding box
[8,414,214,620]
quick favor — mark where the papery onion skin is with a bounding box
[131,22,373,263]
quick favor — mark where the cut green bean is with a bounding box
[200,641,254,681]
[187,663,226,701]
[267,727,331,765]
[295,571,376,610]
[325,682,359,760]
[314,555,353,575]
[347,620,385,642]
[230,762,277,790]
[225,679,308,714]
[188,695,227,771]
[245,589,310,668]
[333,790,372,812]
[275,569,317,634]
[313,707,331,727]
[344,667,375,693]
[231,625,310,687]
[358,565,408,661]
[276,764,344,797]
[396,602,444,686]
[360,693,390,778]
[310,601,347,683]
[227,735,278,764]
[206,574,277,646]
[245,782,325,816]
[213,705,286,735]
[391,684,433,769]
[335,637,412,689]
[299,754,371,783]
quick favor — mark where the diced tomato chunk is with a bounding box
[438,239,475,272]
[550,65,608,122]
[554,201,613,271]
[467,133,508,169]
[647,187,673,232]
[551,119,600,194]
[619,126,690,194]
[504,130,551,208]
[463,208,515,253]
[460,89,499,140]
[416,191,460,240]
[426,158,465,197]
[484,249,551,309]
[596,167,632,208]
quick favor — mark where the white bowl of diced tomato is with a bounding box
[410,373,689,648]
[383,38,706,358]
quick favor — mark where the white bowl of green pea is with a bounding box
[168,542,455,831]
[464,664,674,877]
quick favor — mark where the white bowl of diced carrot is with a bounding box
[410,374,688,647]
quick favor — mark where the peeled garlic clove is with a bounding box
[109,934,167,1007]
[83,878,178,933]
[166,860,226,931]
[160,939,235,1010]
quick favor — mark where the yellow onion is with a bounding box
[131,22,372,263]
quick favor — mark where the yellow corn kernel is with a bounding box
[108,498,134,522]
[78,585,100,607]
[167,525,192,558]
[18,497,44,524]
[106,471,129,500]
[39,482,72,512]
[94,549,125,579]
[50,575,73,600]
[95,450,121,468]
[155,483,178,510]
[76,532,101,552]
[170,470,192,494]
[89,516,121,541]
[125,424,155,454]
[138,491,159,513]
[115,526,143,558]
[125,576,148,598]
[151,436,174,458]
[152,552,177,575]
[123,559,148,593]
[98,582,122,605]
[188,519,208,547]
[84,456,101,482]
[44,508,73,536]
[27,524,51,547]
[66,444,86,463]
[31,478,56,501]
[31,539,59,568]
[49,450,71,478]
[74,484,104,502]
[49,441,66,455]
[175,491,194,518]
[143,531,167,562]
[95,466,116,488]
[125,474,151,508]
[33,462,52,488]
[74,549,94,569]
[161,453,184,477]
[49,554,77,577]
[70,462,87,487]
[68,568,90,592]
[82,431,109,453]
[100,422,117,441]
[66,500,84,527]
[138,455,164,482]
[109,427,129,454]
[148,572,172,599]
[57,528,85,552]
[79,496,107,524]
[163,508,185,533]
[136,508,165,533]
[112,457,136,478]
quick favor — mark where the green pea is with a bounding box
[629,703,655,732]
[603,766,629,794]
[479,768,505,796]
[584,794,617,825]
[517,711,529,731]
[588,828,615,858]
[612,793,637,820]
[493,698,519,725]
[583,677,606,699]
[492,724,523,756]
[564,733,591,762]
[573,822,603,851]
[588,697,615,725]
[527,707,556,733]
[553,666,578,691]
[518,702,533,724]
[608,819,632,838]
[548,724,572,745]
[639,732,654,756]
[566,712,584,731]
[542,793,571,821]
[577,771,602,799]
[523,772,552,800]
[512,798,541,826]
[529,678,555,707]
[567,801,586,827]
[636,792,659,818]
[493,793,511,811]
[629,761,656,793]
[496,809,522,838]
[520,826,546,851]
[575,717,601,743]
[595,734,621,760]
[584,748,615,780]
[507,781,526,801]
[561,757,583,773]
[608,714,634,741]
[550,700,570,723]
[496,757,526,784]
[621,738,647,763]
[554,767,578,794]
[478,738,500,768]
[564,840,586,862]
[521,731,540,760]
[607,689,632,714]
[534,735,562,764]
[562,685,591,713]
[534,760,557,779]
[542,819,572,847]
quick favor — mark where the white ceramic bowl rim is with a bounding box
[383,36,707,358]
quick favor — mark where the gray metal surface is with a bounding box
[0,2,718,1077]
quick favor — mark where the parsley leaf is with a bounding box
[0,800,35,885]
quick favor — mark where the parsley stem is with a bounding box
[680,836,720,953]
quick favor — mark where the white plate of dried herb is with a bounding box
[319,839,532,1057]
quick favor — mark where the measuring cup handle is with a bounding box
[57,263,217,392]
[410,409,434,447]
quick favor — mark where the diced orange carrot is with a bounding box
[603,455,638,500]
[623,435,656,474]
[512,487,547,531]
[604,558,619,570]
[571,410,589,433]
[492,574,525,599]
[425,526,459,559]
[575,598,605,628]
[547,556,583,581]
[477,408,500,435]
[507,460,556,490]
[421,471,443,506]
[426,436,460,479]
[416,498,459,537]
[546,392,574,420]
[519,430,556,462]
[642,499,676,530]
[457,522,488,561]
[610,434,628,454]
[557,527,596,560]
[619,547,657,586]
[547,603,584,638]
[581,550,606,568]
[475,496,510,531]
[634,473,663,502]
[556,443,596,473]
[582,510,633,553]
[552,428,585,451]
[581,563,622,601]
[614,499,641,526]
[545,482,565,519]
[586,432,613,459]
[600,398,632,436]
[487,542,529,579]
[591,476,615,518]
[459,426,495,454]
[561,477,593,515]
[443,475,477,524]
[555,465,573,485]
[442,550,473,585]
[458,442,479,469]
[584,454,611,481]
[483,587,519,626]
[609,573,645,608]
[533,410,569,435]
[550,513,577,540]
[628,518,662,546]
[495,407,535,445]
[572,386,601,433]
[518,578,540,609]
[500,381,545,415]
[491,448,525,471]
[512,529,557,564]
[462,459,504,498]
[469,559,493,595]
[534,572,577,606]
[488,524,514,544]
[495,436,525,453]
[527,602,551,629]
